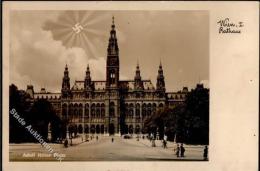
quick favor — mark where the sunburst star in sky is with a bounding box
[43,11,110,58]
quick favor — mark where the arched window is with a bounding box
[129,125,133,134]
[74,104,78,122]
[85,104,89,118]
[125,125,129,134]
[159,103,164,111]
[84,125,89,133]
[101,125,105,134]
[135,125,140,134]
[142,103,147,118]
[96,103,100,118]
[110,70,116,84]
[129,103,134,118]
[96,125,100,134]
[109,102,115,117]
[101,104,105,117]
[147,103,152,117]
[136,104,140,118]
[62,104,67,119]
[69,104,73,121]
[78,124,83,133]
[91,104,95,118]
[90,125,95,134]
[152,103,157,114]
[79,104,83,122]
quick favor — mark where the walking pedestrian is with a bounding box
[111,137,114,143]
[176,144,180,157]
[64,139,68,148]
[162,140,167,148]
[96,136,98,141]
[203,146,208,160]
[163,135,167,149]
[180,143,185,157]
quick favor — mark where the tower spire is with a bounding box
[106,16,120,88]
[156,61,165,92]
[134,60,143,90]
[87,63,90,72]
[85,64,92,90]
[107,16,119,56]
[112,15,115,25]
[61,64,71,98]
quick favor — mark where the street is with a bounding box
[10,135,207,161]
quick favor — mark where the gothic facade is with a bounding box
[26,17,188,135]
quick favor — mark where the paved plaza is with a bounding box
[10,135,207,161]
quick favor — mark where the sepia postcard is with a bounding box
[2,1,259,171]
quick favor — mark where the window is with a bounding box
[136,104,140,118]
[110,70,116,84]
[62,104,67,119]
[85,104,89,118]
[79,104,83,122]
[109,102,115,117]
[142,104,146,118]
[96,104,100,118]
[101,104,105,117]
[91,104,95,117]
[129,104,134,118]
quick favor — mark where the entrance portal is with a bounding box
[109,123,115,135]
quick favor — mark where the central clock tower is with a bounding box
[106,16,119,88]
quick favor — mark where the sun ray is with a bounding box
[79,32,89,53]
[76,33,82,47]
[62,31,75,48]
[44,11,109,55]
[51,27,72,37]
[72,32,81,48]
[62,11,78,25]
[51,29,73,43]
[80,33,92,58]
[84,33,99,58]
[79,11,95,26]
[83,13,110,27]
[72,11,79,24]
[48,24,72,32]
[51,21,75,29]
[85,28,107,37]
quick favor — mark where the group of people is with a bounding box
[174,144,208,160]
[175,143,185,157]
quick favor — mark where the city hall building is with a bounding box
[26,17,188,135]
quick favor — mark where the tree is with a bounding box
[183,85,209,144]
[9,84,63,143]
[50,114,62,142]
[29,99,63,142]
[9,84,31,143]
[143,84,209,144]
[144,107,172,140]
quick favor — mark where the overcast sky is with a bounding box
[10,10,209,93]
